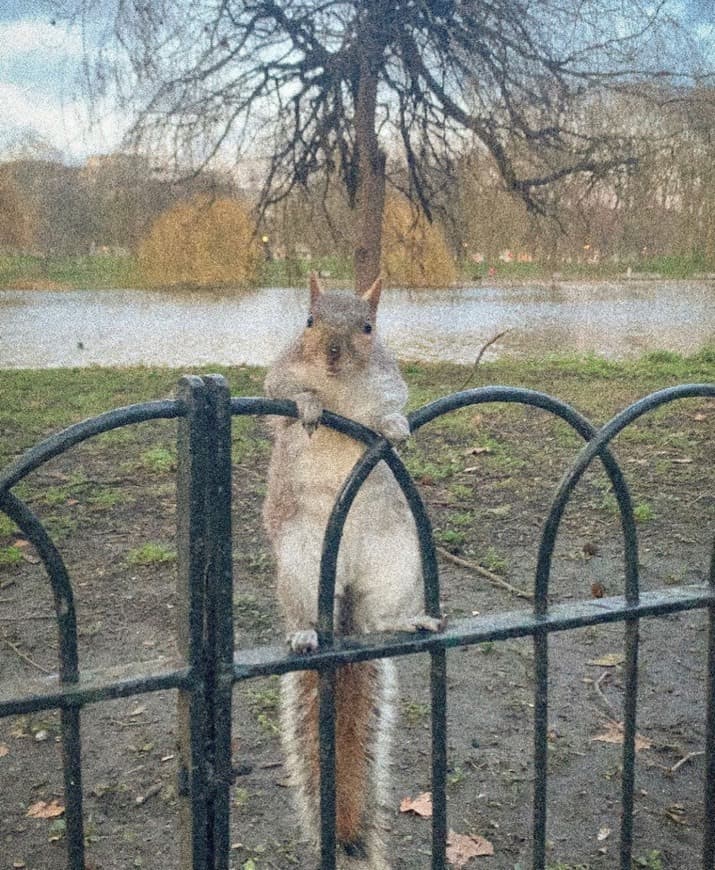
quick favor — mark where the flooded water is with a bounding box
[0,281,712,368]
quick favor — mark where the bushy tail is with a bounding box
[281,659,395,867]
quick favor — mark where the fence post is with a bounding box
[176,376,210,870]
[202,375,235,870]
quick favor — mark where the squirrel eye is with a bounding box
[363,322,372,334]
[306,315,314,327]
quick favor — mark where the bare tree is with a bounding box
[70,0,705,289]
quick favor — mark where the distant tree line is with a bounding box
[0,85,713,274]
[0,152,237,256]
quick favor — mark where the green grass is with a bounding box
[400,698,430,725]
[1,250,712,290]
[463,252,714,282]
[126,542,177,566]
[246,679,281,735]
[0,349,712,472]
[258,254,354,286]
[0,365,264,465]
[0,545,23,565]
[140,446,176,474]
[0,253,139,289]
[0,514,18,537]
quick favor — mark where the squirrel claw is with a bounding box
[295,392,322,435]
[287,629,319,654]
[379,412,411,444]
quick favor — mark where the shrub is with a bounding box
[381,197,458,288]
[138,195,261,289]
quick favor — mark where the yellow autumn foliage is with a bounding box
[381,197,458,288]
[138,196,261,288]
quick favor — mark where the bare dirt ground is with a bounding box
[0,357,713,870]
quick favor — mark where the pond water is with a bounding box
[0,281,712,369]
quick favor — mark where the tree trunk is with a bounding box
[353,54,386,293]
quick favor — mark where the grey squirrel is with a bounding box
[262,274,442,869]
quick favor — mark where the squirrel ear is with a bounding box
[361,277,382,318]
[309,272,323,308]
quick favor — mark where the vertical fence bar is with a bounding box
[431,649,448,870]
[319,665,338,870]
[704,541,715,869]
[203,376,235,870]
[619,618,639,870]
[619,472,642,870]
[176,376,209,870]
[60,708,84,870]
[532,627,549,870]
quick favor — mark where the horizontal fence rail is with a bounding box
[0,376,713,870]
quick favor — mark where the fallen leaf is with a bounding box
[590,582,605,598]
[446,830,494,866]
[399,791,433,818]
[26,799,65,819]
[692,413,707,422]
[665,803,689,825]
[0,743,9,757]
[592,720,652,752]
[597,825,612,841]
[587,653,624,667]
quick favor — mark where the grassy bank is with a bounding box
[2,349,712,468]
[0,254,140,290]
[1,251,713,291]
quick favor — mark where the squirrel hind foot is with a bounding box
[287,629,319,653]
[414,614,446,633]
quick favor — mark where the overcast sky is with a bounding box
[1,1,712,164]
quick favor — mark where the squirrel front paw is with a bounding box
[294,392,322,435]
[378,412,411,444]
[287,629,319,654]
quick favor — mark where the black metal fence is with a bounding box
[0,374,713,870]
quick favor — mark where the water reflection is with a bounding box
[0,281,712,369]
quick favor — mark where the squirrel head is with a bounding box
[300,272,382,377]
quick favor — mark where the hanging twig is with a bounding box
[457,330,510,391]
[436,545,533,600]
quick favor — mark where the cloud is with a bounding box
[0,18,84,61]
[0,80,125,160]
[0,16,128,159]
